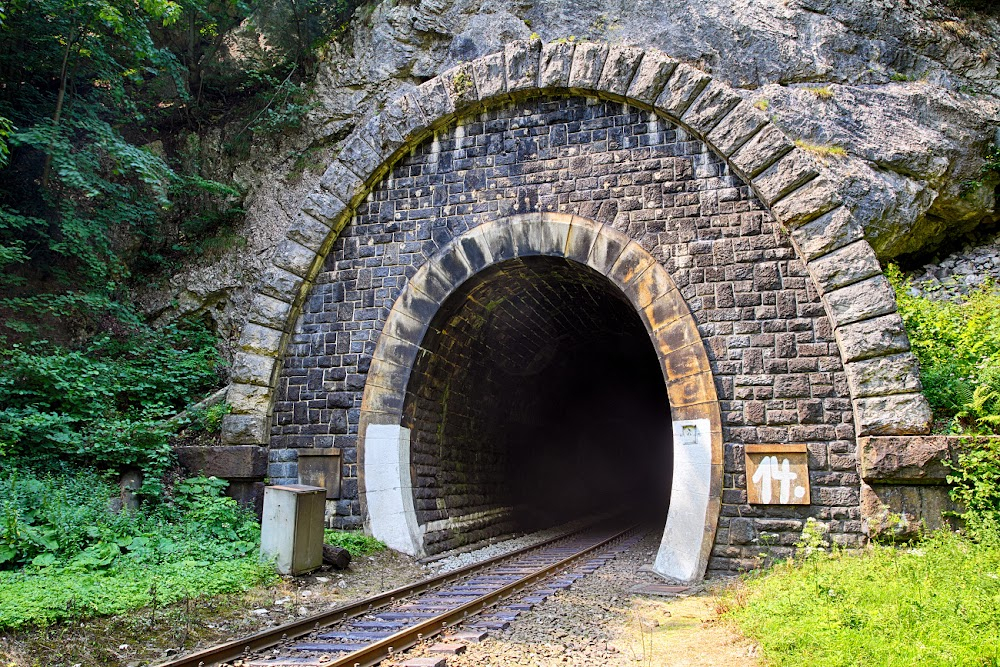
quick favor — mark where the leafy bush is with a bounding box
[726,528,1000,666]
[0,464,275,628]
[0,319,223,480]
[888,264,1000,433]
[324,529,386,557]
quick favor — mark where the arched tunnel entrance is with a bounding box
[401,256,673,554]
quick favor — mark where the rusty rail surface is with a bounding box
[156,522,634,667]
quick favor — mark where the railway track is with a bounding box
[157,522,642,667]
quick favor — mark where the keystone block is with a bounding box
[442,62,479,110]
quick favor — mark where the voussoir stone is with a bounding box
[504,40,541,92]
[231,351,280,387]
[705,102,767,157]
[730,124,795,178]
[240,323,285,357]
[227,382,274,416]
[288,213,334,253]
[248,293,293,328]
[537,41,574,88]
[338,131,381,180]
[835,313,910,363]
[788,206,863,261]
[442,62,479,109]
[680,80,742,134]
[626,51,677,105]
[301,192,346,225]
[844,352,923,399]
[381,92,428,142]
[854,393,932,436]
[655,63,710,118]
[473,51,507,99]
[770,174,841,228]
[361,108,405,155]
[823,274,897,327]
[568,42,609,91]
[413,77,455,122]
[808,239,882,293]
[319,160,364,205]
[272,238,317,278]
[258,264,305,303]
[752,149,821,206]
[598,45,644,97]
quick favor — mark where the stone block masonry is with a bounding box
[270,95,863,571]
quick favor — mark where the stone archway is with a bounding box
[358,214,721,582]
[221,40,933,581]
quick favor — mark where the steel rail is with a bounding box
[323,524,636,667]
[155,522,620,667]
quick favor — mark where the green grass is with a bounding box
[324,529,386,557]
[0,555,275,629]
[726,530,1000,666]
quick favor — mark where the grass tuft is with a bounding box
[794,139,847,159]
[324,530,386,557]
[725,530,1000,666]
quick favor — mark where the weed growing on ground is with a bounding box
[324,529,386,557]
[725,528,1000,666]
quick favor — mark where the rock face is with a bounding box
[145,0,1000,353]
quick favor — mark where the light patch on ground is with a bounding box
[611,592,760,667]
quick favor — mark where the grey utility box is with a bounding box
[260,484,326,575]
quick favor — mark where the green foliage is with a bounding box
[0,319,223,477]
[185,401,231,434]
[0,463,275,628]
[888,264,1000,433]
[948,436,1000,536]
[961,143,1000,195]
[324,529,386,557]
[726,529,1000,666]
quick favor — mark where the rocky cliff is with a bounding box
[143,0,1000,353]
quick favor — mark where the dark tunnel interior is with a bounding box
[401,256,673,554]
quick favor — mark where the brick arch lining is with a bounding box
[222,40,933,580]
[359,214,722,582]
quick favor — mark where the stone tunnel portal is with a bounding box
[402,256,673,554]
